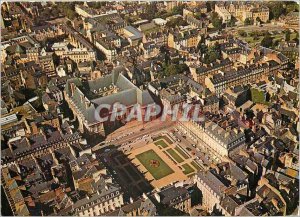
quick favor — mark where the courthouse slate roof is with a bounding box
[196,170,228,197]
[65,67,154,125]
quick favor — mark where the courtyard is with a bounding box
[136,149,174,180]
[129,134,202,188]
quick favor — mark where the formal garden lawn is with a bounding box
[182,163,195,175]
[136,150,174,180]
[154,135,173,144]
[154,140,169,148]
[175,146,189,159]
[166,148,184,163]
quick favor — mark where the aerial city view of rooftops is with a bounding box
[1,1,299,216]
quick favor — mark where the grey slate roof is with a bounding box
[65,68,154,125]
[196,170,228,197]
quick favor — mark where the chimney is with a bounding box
[154,192,160,203]
[70,83,75,96]
[85,100,90,109]
[271,198,280,210]
[142,193,148,200]
[233,128,238,134]
[215,166,220,174]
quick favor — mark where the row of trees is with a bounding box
[58,2,77,20]
[158,46,188,78]
[269,1,299,20]
[211,12,223,29]
[166,17,187,28]
[140,3,185,21]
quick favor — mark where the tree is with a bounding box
[160,46,170,64]
[256,17,262,23]
[238,30,247,37]
[202,44,221,64]
[286,2,299,14]
[144,3,158,20]
[59,2,77,20]
[285,31,291,41]
[164,64,187,76]
[194,12,206,19]
[211,12,222,29]
[261,35,273,48]
[87,2,105,9]
[166,17,187,28]
[206,2,215,13]
[172,4,185,15]
[228,17,236,27]
[270,2,286,20]
[244,18,253,26]
[197,43,208,54]
[159,62,188,78]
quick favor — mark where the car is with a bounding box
[192,144,196,148]
[104,149,110,153]
[186,147,192,151]
[177,139,181,142]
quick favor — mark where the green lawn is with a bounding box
[154,140,169,148]
[251,88,265,103]
[136,150,174,180]
[166,149,184,163]
[175,146,189,159]
[182,163,195,175]
[154,135,173,144]
[191,161,201,171]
